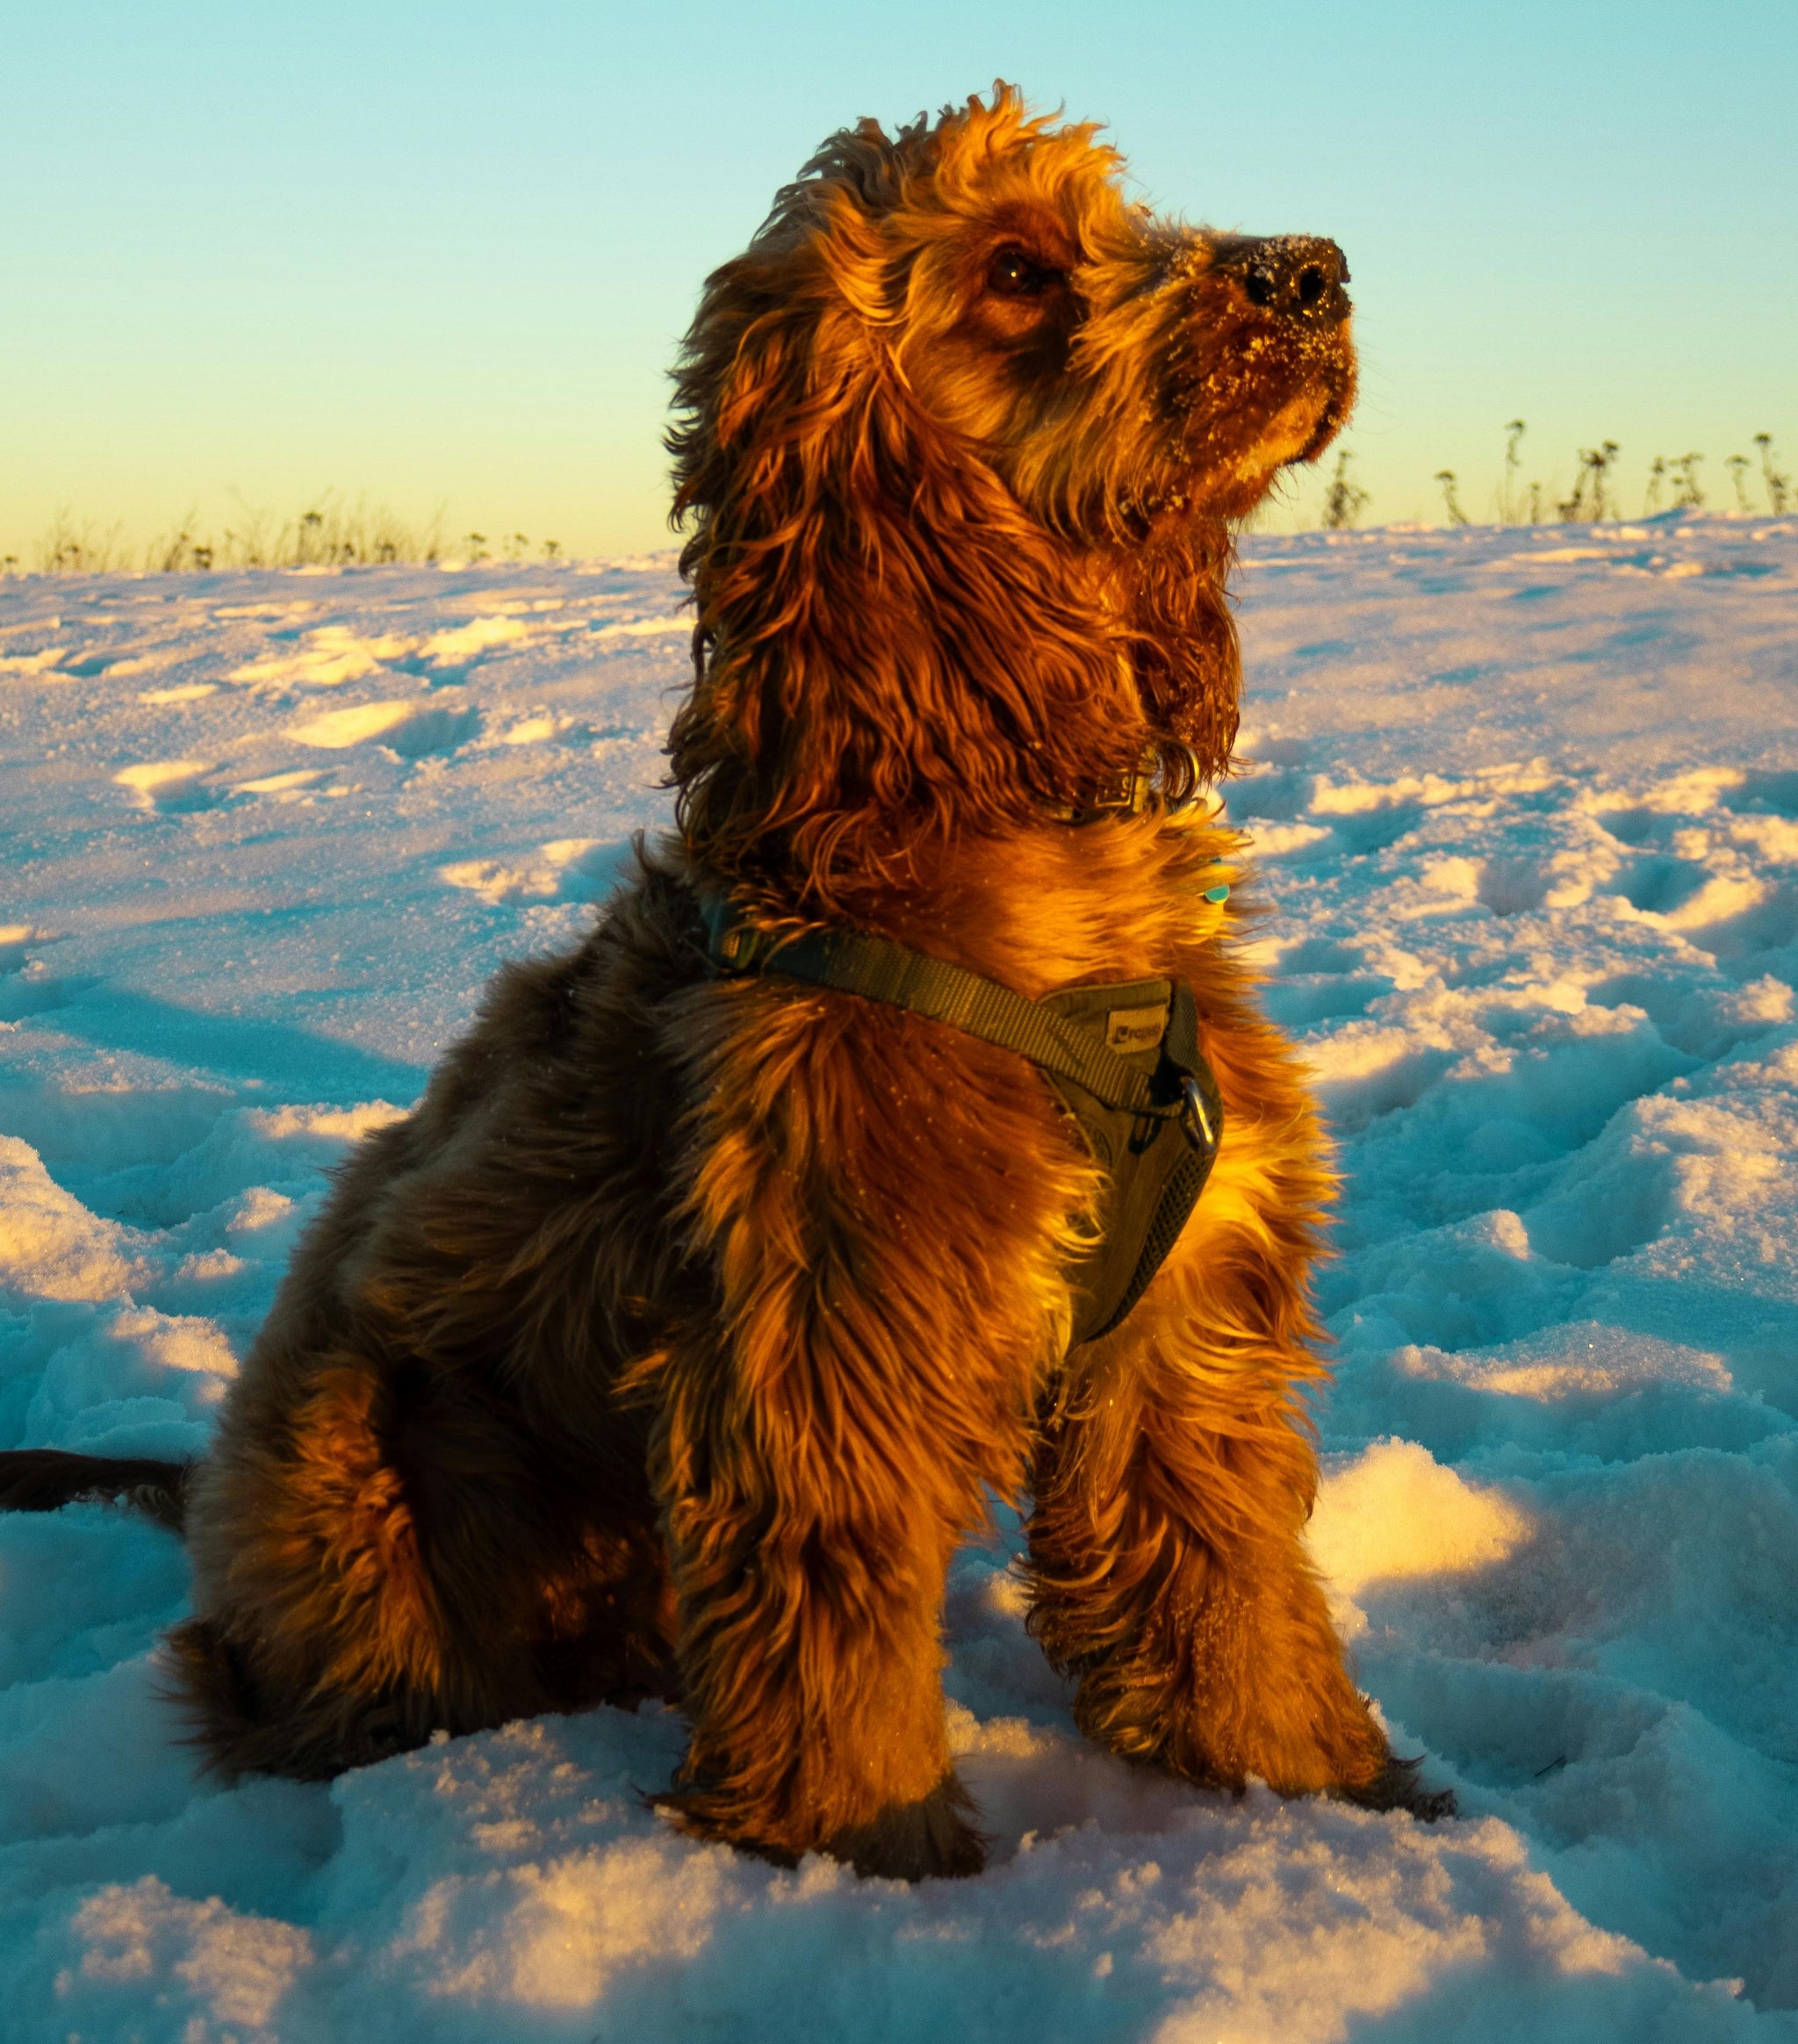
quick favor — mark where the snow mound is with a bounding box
[1309,1439,1530,1598]
[0,1137,144,1303]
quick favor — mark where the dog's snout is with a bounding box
[1219,235,1349,325]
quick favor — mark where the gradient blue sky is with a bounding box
[4,0,1794,558]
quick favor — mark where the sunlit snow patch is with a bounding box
[230,624,411,688]
[0,1137,146,1301]
[67,1878,314,2033]
[231,766,330,796]
[1394,1321,1732,1400]
[439,838,625,906]
[244,1101,409,1144]
[286,697,478,756]
[1309,1439,1531,1602]
[135,682,217,704]
[111,759,217,811]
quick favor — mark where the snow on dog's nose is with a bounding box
[1215,233,1352,326]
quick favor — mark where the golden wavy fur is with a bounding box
[0,85,1449,1878]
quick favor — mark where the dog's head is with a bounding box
[668,86,1355,903]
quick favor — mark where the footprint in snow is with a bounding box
[1475,857,1554,918]
[1726,769,1798,817]
[1678,880,1798,970]
[1614,854,1714,918]
[230,768,334,802]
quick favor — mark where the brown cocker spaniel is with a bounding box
[0,86,1449,1879]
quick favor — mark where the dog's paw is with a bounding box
[1334,1752,1457,1822]
[823,1773,989,1882]
[657,1770,989,1881]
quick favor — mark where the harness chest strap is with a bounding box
[701,893,1226,1343]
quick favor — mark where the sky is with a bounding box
[3,0,1795,561]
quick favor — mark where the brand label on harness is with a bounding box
[1105,1004,1168,1054]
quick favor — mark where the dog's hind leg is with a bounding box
[171,1353,470,1778]
[0,1449,192,1533]
[176,1342,680,1781]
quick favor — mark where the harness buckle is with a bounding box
[709,914,766,973]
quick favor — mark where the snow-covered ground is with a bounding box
[2,513,1796,2040]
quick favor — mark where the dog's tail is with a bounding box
[0,1450,192,1535]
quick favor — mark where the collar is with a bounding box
[1044,743,1207,825]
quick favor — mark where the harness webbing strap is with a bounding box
[701,889,1226,1344]
[702,897,1179,1124]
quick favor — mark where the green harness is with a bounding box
[702,896,1224,1345]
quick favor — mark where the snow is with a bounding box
[3,512,1797,2038]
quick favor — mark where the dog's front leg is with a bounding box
[1022,1054,1406,1809]
[653,1432,987,1880]
[648,994,1082,1877]
[1025,1304,1392,1804]
[1019,965,1456,1817]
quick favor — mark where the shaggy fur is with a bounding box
[0,87,1449,1878]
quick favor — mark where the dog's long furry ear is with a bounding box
[665,138,1155,906]
[1104,521,1243,784]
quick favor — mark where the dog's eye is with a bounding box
[987,248,1055,298]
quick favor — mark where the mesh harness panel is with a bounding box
[702,895,1224,1345]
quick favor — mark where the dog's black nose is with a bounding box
[1216,235,1350,324]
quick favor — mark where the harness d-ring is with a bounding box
[1180,1074,1216,1150]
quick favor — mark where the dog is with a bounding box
[0,86,1449,1880]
